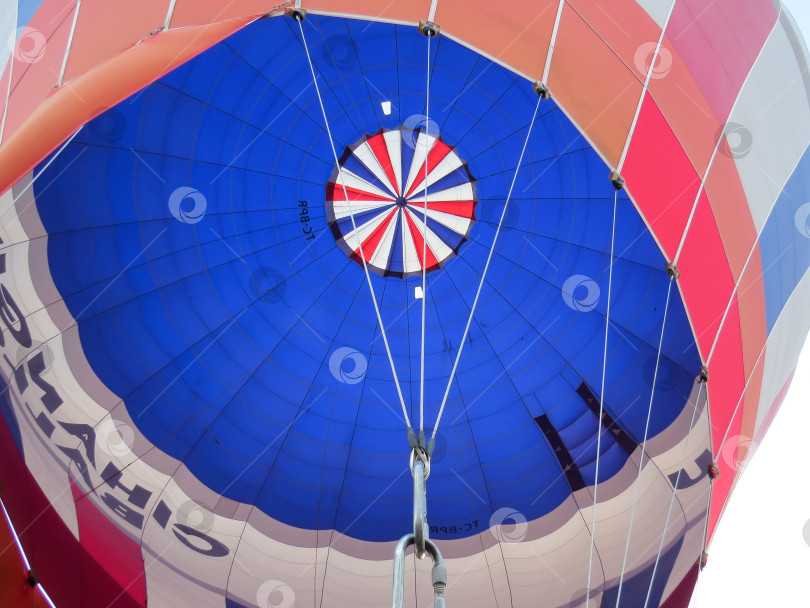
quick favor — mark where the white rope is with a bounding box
[429,95,542,441]
[643,380,706,608]
[614,277,674,607]
[296,18,411,427]
[689,489,713,608]
[419,33,432,434]
[585,187,618,606]
[57,0,82,87]
[541,0,565,85]
[616,0,677,172]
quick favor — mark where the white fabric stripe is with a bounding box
[334,168,396,200]
[406,150,463,198]
[421,205,472,235]
[404,132,439,195]
[383,130,403,195]
[755,264,810,437]
[401,210,421,274]
[353,141,398,197]
[706,139,810,365]
[339,206,395,252]
[634,0,675,29]
[673,10,783,264]
[330,199,394,220]
[730,11,810,234]
[368,208,400,268]
[410,182,474,203]
[405,208,452,266]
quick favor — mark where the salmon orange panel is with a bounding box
[702,137,756,279]
[667,0,777,124]
[172,0,428,28]
[566,0,662,82]
[738,353,765,459]
[547,4,642,167]
[4,2,74,143]
[62,0,167,84]
[735,250,768,375]
[435,0,557,81]
[623,94,700,260]
[0,19,252,198]
[645,45,720,178]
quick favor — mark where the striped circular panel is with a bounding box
[326,128,476,278]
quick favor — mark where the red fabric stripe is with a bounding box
[623,95,700,260]
[366,133,400,194]
[0,418,142,608]
[354,208,397,262]
[416,200,475,219]
[405,139,453,198]
[72,483,147,607]
[404,210,440,269]
[326,182,394,203]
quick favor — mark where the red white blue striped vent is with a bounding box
[326,128,477,278]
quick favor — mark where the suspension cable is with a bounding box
[429,94,542,442]
[689,489,713,608]
[419,32,432,435]
[643,380,706,608]
[614,276,674,607]
[585,186,619,606]
[295,15,411,427]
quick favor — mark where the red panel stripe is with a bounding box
[326,182,394,203]
[624,95,701,260]
[366,133,400,194]
[0,418,142,608]
[405,139,453,198]
[72,484,147,607]
[417,200,475,218]
[705,299,744,540]
[354,207,397,261]
[677,192,736,358]
[404,210,440,269]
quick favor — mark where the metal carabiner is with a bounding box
[392,533,447,608]
[412,455,429,559]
